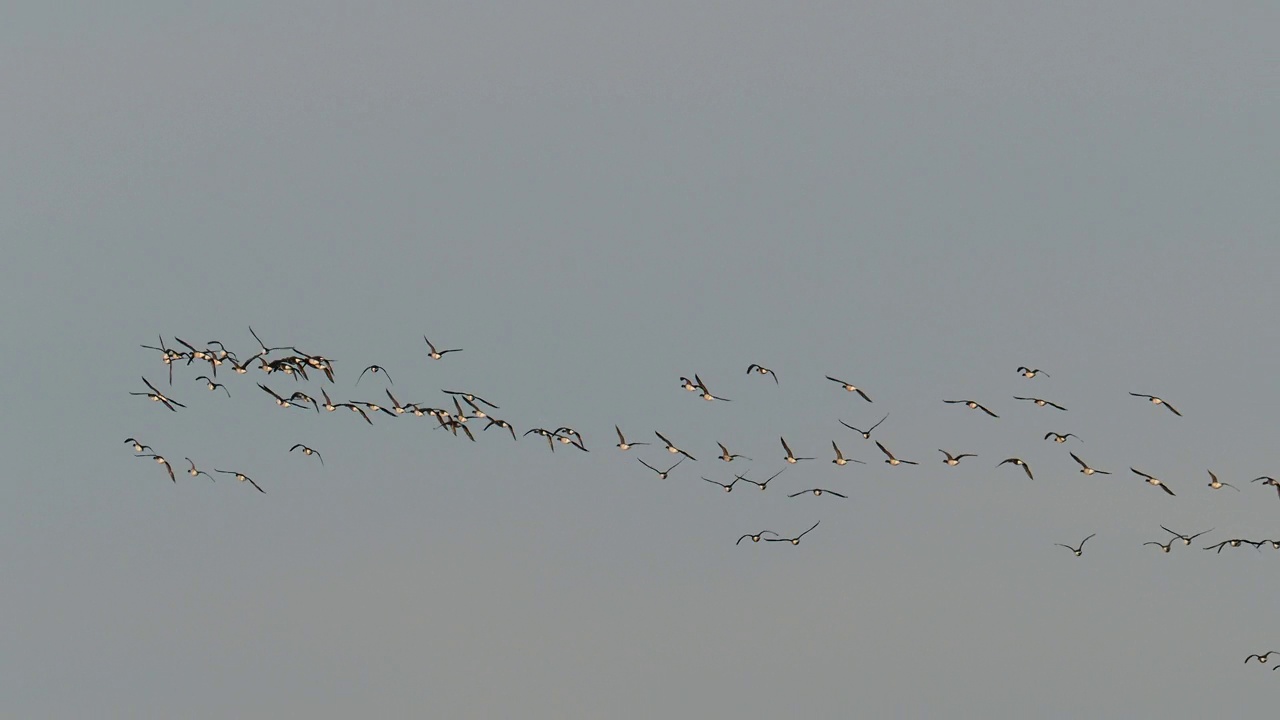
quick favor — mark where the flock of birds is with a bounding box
[127,329,1280,668]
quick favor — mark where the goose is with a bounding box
[130,377,185,411]
[1160,526,1213,545]
[443,390,499,409]
[524,428,559,452]
[943,399,999,418]
[424,336,462,359]
[765,521,821,546]
[876,441,918,466]
[780,437,814,464]
[1143,540,1174,553]
[746,364,779,384]
[614,426,648,451]
[257,383,300,409]
[1055,534,1096,557]
[702,475,742,492]
[1013,396,1067,411]
[195,376,231,397]
[1017,367,1049,378]
[832,442,864,466]
[1131,467,1175,495]
[939,450,977,466]
[788,488,848,499]
[124,438,152,454]
[137,454,176,482]
[655,431,697,460]
[1245,652,1280,664]
[1129,392,1182,416]
[739,468,786,490]
[1253,476,1280,499]
[484,418,518,440]
[183,458,214,481]
[289,444,324,465]
[638,458,683,479]
[694,374,730,402]
[736,531,779,545]
[998,457,1034,480]
[288,391,319,413]
[355,364,393,386]
[1206,470,1239,491]
[1069,452,1110,475]
[214,469,265,493]
[1044,432,1081,443]
[717,442,750,462]
[680,377,699,392]
[825,376,872,402]
[840,413,889,439]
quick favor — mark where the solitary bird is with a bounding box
[424,336,462,360]
[1131,467,1176,495]
[943,399,999,418]
[1206,469,1239,491]
[289,444,324,465]
[1013,396,1067,411]
[638,458,683,480]
[840,413,888,439]
[998,457,1034,480]
[1129,392,1182,416]
[736,531,779,545]
[1055,533,1096,557]
[825,376,872,402]
[1069,452,1110,476]
[746,364,779,384]
[780,437,814,464]
[1017,367,1049,378]
[876,441,918,466]
[765,521,821,546]
[939,450,977,466]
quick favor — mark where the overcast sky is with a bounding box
[3,2,1278,717]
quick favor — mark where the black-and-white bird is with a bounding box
[130,377,185,411]
[1017,367,1049,378]
[736,531,779,545]
[290,444,324,465]
[998,457,1034,480]
[739,468,786,490]
[746,364,779,384]
[717,442,750,462]
[195,376,231,397]
[214,469,265,493]
[943,399,999,418]
[1069,452,1110,476]
[780,437,814,464]
[614,426,648,451]
[137,453,176,482]
[1161,526,1212,545]
[184,458,214,481]
[831,442,863,466]
[1013,396,1066,411]
[702,475,742,492]
[1244,651,1279,664]
[638,458,683,479]
[876,441,918,466]
[1131,467,1176,495]
[356,364,393,386]
[939,450,976,466]
[424,336,462,360]
[655,431,697,460]
[1129,392,1181,416]
[1044,432,1081,443]
[765,521,821,546]
[1206,469,1239,491]
[1055,534,1096,557]
[840,413,888,439]
[826,376,872,402]
[788,488,848,499]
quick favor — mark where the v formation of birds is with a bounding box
[129,331,1279,667]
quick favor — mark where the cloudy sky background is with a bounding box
[4,2,1278,717]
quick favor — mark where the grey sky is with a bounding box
[3,2,1278,717]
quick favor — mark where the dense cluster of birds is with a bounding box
[128,328,1278,667]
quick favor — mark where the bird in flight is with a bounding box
[184,458,214,481]
[825,376,872,402]
[1055,533,1096,557]
[1129,392,1181,416]
[840,413,888,439]
[679,376,699,392]
[638,458,683,479]
[765,521,821,546]
[1143,540,1174,553]
[780,437,814,464]
[694,374,730,402]
[788,488,848,499]
[1069,452,1110,476]
[1131,467,1175,495]
[655,431,697,460]
[424,336,462,360]
[998,457,1034,480]
[614,426,648,451]
[290,444,324,465]
[1013,396,1067,411]
[943,399,999,418]
[125,438,152,454]
[1205,469,1238,491]
[443,390,500,410]
[939,450,977,466]
[1161,526,1212,545]
[702,475,742,492]
[215,469,265,493]
[717,442,750,462]
[746,364,779,384]
[876,441,918,466]
[736,530,779,545]
[195,376,231,397]
[1017,367,1049,378]
[137,453,176,482]
[1245,651,1279,664]
[739,468,786,491]
[483,417,518,440]
[356,365,393,386]
[1044,432,1081,443]
[831,442,863,466]
[131,377,186,412]
[1253,476,1280,499]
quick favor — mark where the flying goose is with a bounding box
[746,364,779,384]
[1131,467,1176,495]
[780,437,814,464]
[826,376,872,402]
[1069,452,1110,475]
[998,457,1034,480]
[1013,396,1067,411]
[943,399,999,418]
[289,444,324,465]
[1055,534,1096,557]
[939,450,977,466]
[765,521,821,545]
[840,413,889,439]
[1129,392,1181,416]
[876,441,918,466]
[424,336,462,359]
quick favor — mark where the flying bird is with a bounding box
[840,413,889,439]
[443,390,500,409]
[424,336,462,360]
[780,437,814,464]
[125,438,152,454]
[876,441,918,466]
[736,531,779,545]
[1143,540,1174,553]
[1013,396,1067,411]
[717,442,750,462]
[130,377,185,411]
[655,432,697,460]
[939,450,976,466]
[746,364,779,384]
[702,475,742,492]
[831,442,863,466]
[1131,467,1176,495]
[614,426,648,451]
[195,376,231,397]
[484,418,518,440]
[788,488,848,499]
[137,454,176,482]
[638,458,683,479]
[1129,392,1181,416]
[998,457,1034,480]
[739,468,786,490]
[1069,452,1110,475]
[765,521,821,545]
[943,399,999,418]
[1253,476,1280,499]
[214,469,265,493]
[1161,526,1212,545]
[290,444,324,465]
[679,377,699,392]
[1055,533,1096,557]
[1017,367,1049,378]
[355,365,393,386]
[694,374,730,402]
[1044,432,1081,443]
[825,376,872,402]
[184,458,214,481]
[1206,470,1239,491]
[1245,652,1279,664]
